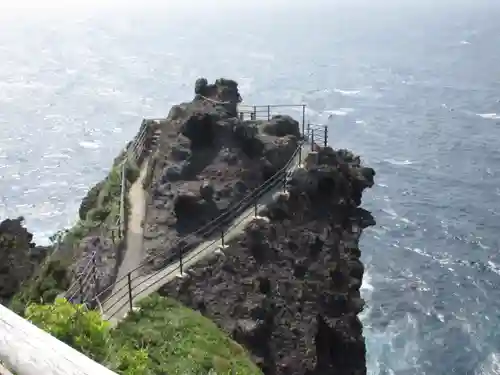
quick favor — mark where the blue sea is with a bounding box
[1,0,499,373]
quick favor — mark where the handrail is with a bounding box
[68,103,324,315]
[96,142,304,319]
[92,141,303,306]
[64,120,152,301]
[237,104,307,135]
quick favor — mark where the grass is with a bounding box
[111,294,262,375]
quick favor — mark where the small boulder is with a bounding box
[262,115,301,138]
[162,163,188,182]
[194,77,208,96]
[171,143,191,161]
[199,182,215,201]
[174,190,202,218]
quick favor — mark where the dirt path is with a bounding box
[102,144,311,326]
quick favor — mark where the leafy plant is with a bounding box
[24,298,150,375]
[26,298,111,362]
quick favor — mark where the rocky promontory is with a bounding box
[160,145,376,375]
[2,77,376,375]
[141,78,302,271]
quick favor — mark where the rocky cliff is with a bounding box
[2,77,376,375]
[141,78,302,271]
[160,146,376,375]
[0,217,51,305]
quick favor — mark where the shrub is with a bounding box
[87,207,111,222]
[25,298,149,374]
[26,298,111,362]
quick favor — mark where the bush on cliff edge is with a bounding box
[25,294,261,375]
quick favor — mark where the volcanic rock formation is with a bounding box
[141,78,301,271]
[160,146,376,375]
[0,217,50,304]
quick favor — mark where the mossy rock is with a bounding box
[87,207,111,222]
[79,180,105,221]
[125,161,140,184]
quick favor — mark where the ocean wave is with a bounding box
[324,108,355,117]
[477,113,500,120]
[334,88,361,97]
[475,352,500,375]
[383,158,414,166]
[79,140,101,149]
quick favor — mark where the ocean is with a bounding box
[1,0,499,373]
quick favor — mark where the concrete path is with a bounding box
[102,143,311,326]
[102,165,148,320]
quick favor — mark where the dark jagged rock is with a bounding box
[78,180,105,220]
[262,115,301,138]
[160,142,375,375]
[0,217,50,304]
[142,79,304,270]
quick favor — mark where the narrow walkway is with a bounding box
[103,143,311,326]
[102,165,148,320]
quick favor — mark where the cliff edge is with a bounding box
[2,78,376,375]
[141,78,302,272]
[160,145,376,375]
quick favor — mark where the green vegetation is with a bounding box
[11,159,139,312]
[25,295,261,375]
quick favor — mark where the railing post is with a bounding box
[91,254,99,306]
[119,162,126,239]
[127,272,133,312]
[302,105,306,137]
[179,247,184,275]
[307,123,311,141]
[78,275,84,304]
[252,105,256,120]
[311,129,315,150]
[324,125,328,147]
[221,228,225,248]
[254,200,258,217]
[299,144,302,165]
[267,105,270,121]
[283,171,287,192]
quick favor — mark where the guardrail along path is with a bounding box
[103,141,311,325]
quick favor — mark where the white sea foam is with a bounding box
[324,108,355,117]
[477,113,500,120]
[334,88,361,97]
[475,352,500,375]
[79,140,101,149]
[384,158,414,166]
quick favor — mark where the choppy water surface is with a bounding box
[1,1,499,373]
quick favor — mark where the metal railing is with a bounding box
[306,123,329,149]
[93,142,305,319]
[238,104,307,136]
[64,119,156,303]
[66,104,329,318]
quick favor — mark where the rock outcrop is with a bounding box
[160,145,376,375]
[141,78,301,271]
[0,217,51,304]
